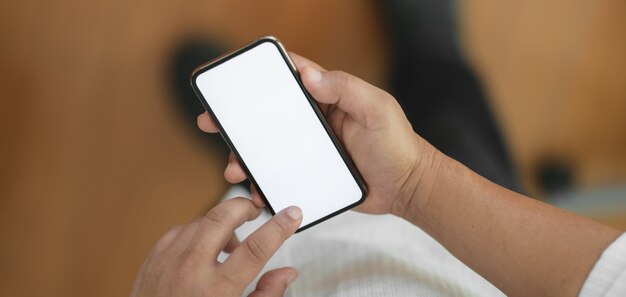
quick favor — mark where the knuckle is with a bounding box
[204,204,230,226]
[334,70,353,87]
[143,255,165,280]
[236,197,257,216]
[269,216,294,237]
[242,235,270,265]
[150,224,184,254]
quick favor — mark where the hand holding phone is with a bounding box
[193,37,425,230]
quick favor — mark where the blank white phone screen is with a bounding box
[194,41,364,228]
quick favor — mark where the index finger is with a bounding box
[182,198,262,264]
[219,206,303,286]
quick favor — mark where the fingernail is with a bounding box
[285,206,302,220]
[306,67,322,82]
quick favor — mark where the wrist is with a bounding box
[390,136,446,222]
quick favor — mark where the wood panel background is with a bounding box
[1,0,624,296]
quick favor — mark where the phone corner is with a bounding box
[353,188,368,209]
[358,188,369,205]
[258,35,280,44]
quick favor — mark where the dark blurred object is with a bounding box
[536,158,574,196]
[380,0,522,193]
[169,38,230,159]
[170,38,253,193]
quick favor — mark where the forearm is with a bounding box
[395,144,621,297]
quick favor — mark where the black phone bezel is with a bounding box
[190,36,368,232]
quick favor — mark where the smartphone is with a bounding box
[190,36,367,232]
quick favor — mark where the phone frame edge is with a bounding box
[189,36,368,233]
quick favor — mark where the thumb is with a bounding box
[300,66,393,130]
[248,267,298,297]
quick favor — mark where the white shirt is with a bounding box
[220,186,625,296]
[579,233,626,297]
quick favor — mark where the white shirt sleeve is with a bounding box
[579,233,626,297]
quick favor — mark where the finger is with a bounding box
[220,206,302,287]
[197,111,219,133]
[288,52,333,114]
[165,216,204,255]
[300,67,392,129]
[248,267,298,297]
[223,232,241,254]
[137,224,185,277]
[250,184,265,208]
[225,152,247,184]
[182,198,262,265]
[224,201,267,253]
[288,52,326,73]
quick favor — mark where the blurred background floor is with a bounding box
[0,0,625,296]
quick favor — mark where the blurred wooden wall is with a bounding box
[462,0,626,193]
[0,0,624,296]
